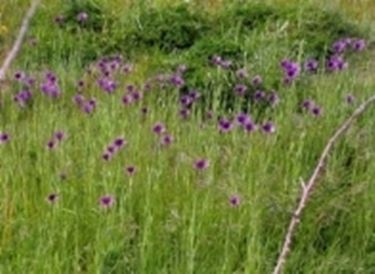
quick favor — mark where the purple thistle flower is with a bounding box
[218,118,233,133]
[170,74,185,88]
[253,90,266,102]
[131,91,143,102]
[77,12,88,23]
[125,165,136,176]
[47,193,59,204]
[304,58,319,73]
[220,59,232,69]
[0,132,10,144]
[122,63,133,74]
[14,71,24,81]
[345,94,355,104]
[236,112,251,125]
[180,95,193,107]
[235,68,248,79]
[211,55,222,66]
[47,140,56,150]
[161,134,174,146]
[206,111,214,120]
[302,99,314,111]
[194,159,210,170]
[252,75,263,86]
[54,131,65,142]
[73,94,85,106]
[229,195,241,207]
[122,94,133,105]
[102,153,112,161]
[82,102,95,114]
[311,106,322,117]
[113,137,126,149]
[262,122,276,134]
[188,90,201,102]
[99,195,115,208]
[268,90,280,107]
[179,108,191,120]
[234,84,248,96]
[281,59,301,83]
[352,39,366,51]
[243,121,257,133]
[332,40,347,54]
[153,122,166,135]
[326,55,348,72]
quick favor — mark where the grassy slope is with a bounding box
[0,0,374,273]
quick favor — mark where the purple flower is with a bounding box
[218,118,233,133]
[77,12,88,23]
[122,63,133,74]
[206,111,214,120]
[99,195,115,208]
[102,153,112,161]
[179,108,191,120]
[47,193,59,204]
[180,95,193,107]
[332,40,347,54]
[0,132,10,144]
[281,59,301,83]
[125,165,137,176]
[211,55,222,66]
[47,140,56,150]
[220,60,232,69]
[194,159,210,170]
[304,58,319,73]
[14,90,32,107]
[113,137,126,149]
[352,39,366,51]
[236,112,251,125]
[243,121,257,133]
[54,131,65,142]
[326,55,348,71]
[345,94,355,104]
[122,94,133,105]
[252,75,263,86]
[268,90,280,107]
[14,71,24,81]
[233,84,247,96]
[188,90,201,102]
[229,195,241,207]
[311,106,322,117]
[153,122,166,135]
[235,68,248,79]
[170,74,185,88]
[161,134,174,146]
[253,90,266,102]
[302,99,314,111]
[73,94,85,106]
[262,122,276,134]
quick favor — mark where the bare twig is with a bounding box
[0,0,40,81]
[272,95,375,274]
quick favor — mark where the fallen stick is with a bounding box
[272,95,375,274]
[0,0,40,81]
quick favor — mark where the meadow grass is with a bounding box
[0,0,374,273]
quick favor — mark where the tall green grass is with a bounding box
[0,0,374,273]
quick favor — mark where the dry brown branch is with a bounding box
[0,0,40,81]
[272,95,375,274]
